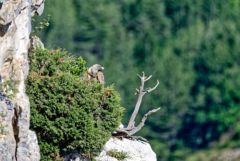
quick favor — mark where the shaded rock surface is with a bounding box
[64,152,90,161]
[0,0,44,161]
[96,137,157,161]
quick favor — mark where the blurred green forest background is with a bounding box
[33,0,240,160]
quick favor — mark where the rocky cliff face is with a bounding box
[0,0,44,161]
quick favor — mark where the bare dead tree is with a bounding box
[115,72,160,137]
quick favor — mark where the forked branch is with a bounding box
[127,107,160,136]
[127,72,159,129]
[115,72,160,137]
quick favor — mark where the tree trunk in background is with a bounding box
[0,0,44,160]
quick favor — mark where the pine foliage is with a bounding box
[27,48,124,160]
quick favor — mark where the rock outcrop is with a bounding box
[64,137,157,161]
[0,0,44,161]
[96,137,157,161]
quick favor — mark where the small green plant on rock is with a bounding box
[0,111,8,137]
[107,149,128,160]
[0,78,19,99]
[32,15,50,34]
[27,48,124,161]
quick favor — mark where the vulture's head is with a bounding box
[90,64,104,74]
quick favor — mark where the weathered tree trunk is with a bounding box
[0,0,44,161]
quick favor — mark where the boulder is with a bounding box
[96,137,157,161]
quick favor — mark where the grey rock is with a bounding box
[64,151,90,161]
[30,35,44,50]
[96,137,157,161]
[0,101,16,161]
[0,92,14,110]
[0,0,44,161]
[31,0,44,16]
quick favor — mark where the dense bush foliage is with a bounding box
[27,48,124,160]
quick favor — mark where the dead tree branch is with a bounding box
[128,107,161,135]
[127,72,159,129]
[114,72,160,137]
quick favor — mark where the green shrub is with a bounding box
[27,48,124,160]
[107,149,128,161]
